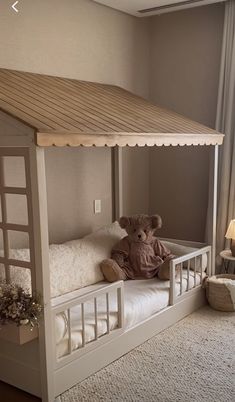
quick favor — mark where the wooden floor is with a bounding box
[0,381,40,402]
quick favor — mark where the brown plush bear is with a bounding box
[100,214,175,282]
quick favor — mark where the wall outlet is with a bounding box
[94,199,101,214]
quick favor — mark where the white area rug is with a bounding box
[60,306,235,402]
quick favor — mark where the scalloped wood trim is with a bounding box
[36,132,224,147]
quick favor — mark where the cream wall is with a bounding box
[0,0,150,243]
[45,148,112,243]
[122,147,150,216]
[149,4,224,241]
[0,0,225,244]
[0,0,150,97]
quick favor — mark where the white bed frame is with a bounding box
[0,114,219,402]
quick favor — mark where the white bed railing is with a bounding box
[169,245,211,305]
[52,280,124,369]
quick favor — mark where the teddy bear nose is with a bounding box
[138,234,141,238]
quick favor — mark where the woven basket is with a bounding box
[205,274,235,312]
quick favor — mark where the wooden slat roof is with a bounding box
[0,68,223,147]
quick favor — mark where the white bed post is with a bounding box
[210,145,219,276]
[112,147,123,220]
[29,146,55,402]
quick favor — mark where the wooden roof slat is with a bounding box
[64,77,211,134]
[12,70,147,132]
[0,68,224,147]
[88,81,209,133]
[12,69,193,134]
[0,74,108,132]
[85,81,209,134]
[0,98,50,130]
[52,75,180,133]
[1,70,107,132]
[50,76,157,131]
[5,69,211,134]
[0,83,81,131]
[5,70,136,132]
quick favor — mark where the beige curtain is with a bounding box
[216,0,235,270]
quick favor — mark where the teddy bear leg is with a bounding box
[100,259,127,283]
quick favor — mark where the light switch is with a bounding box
[94,199,101,214]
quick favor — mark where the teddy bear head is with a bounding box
[119,214,162,243]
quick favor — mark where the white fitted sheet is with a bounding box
[55,270,205,358]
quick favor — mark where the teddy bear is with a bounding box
[100,214,175,282]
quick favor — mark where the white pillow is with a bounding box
[0,221,126,298]
[50,221,126,297]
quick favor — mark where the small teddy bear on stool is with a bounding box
[100,214,175,282]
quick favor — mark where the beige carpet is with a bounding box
[60,306,235,402]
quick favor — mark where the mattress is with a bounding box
[55,270,205,358]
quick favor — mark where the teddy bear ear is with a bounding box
[119,216,130,229]
[151,215,162,229]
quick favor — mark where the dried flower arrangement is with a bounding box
[0,283,42,329]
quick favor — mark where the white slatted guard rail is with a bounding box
[52,280,124,369]
[169,246,211,306]
[67,309,72,354]
[106,292,110,334]
[117,286,124,328]
[207,248,212,277]
[194,257,197,287]
[187,260,190,291]
[200,257,203,284]
[179,262,183,295]
[81,303,85,347]
[0,147,36,291]
[94,297,98,340]
[169,259,175,306]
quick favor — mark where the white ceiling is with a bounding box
[92,0,225,17]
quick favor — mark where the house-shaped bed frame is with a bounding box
[0,69,223,402]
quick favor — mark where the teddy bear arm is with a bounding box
[153,239,177,280]
[112,250,128,268]
[153,239,175,260]
[112,250,134,279]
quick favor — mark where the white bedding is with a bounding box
[55,270,205,358]
[0,222,207,298]
[0,222,126,297]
